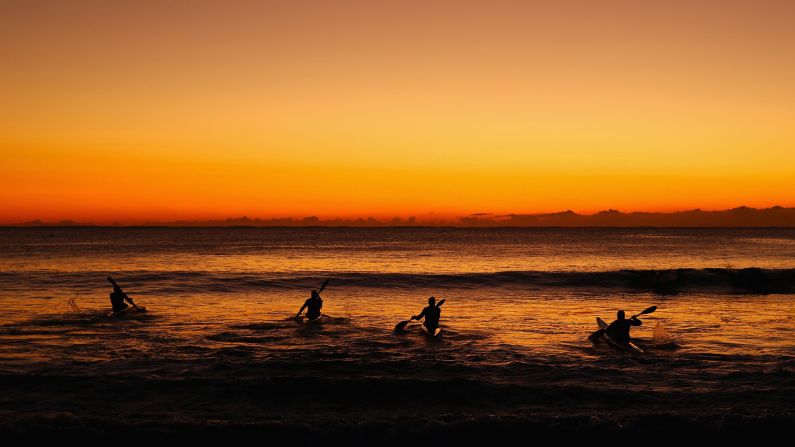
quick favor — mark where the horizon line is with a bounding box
[4,205,795,228]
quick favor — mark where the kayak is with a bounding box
[295,314,322,324]
[596,317,644,353]
[421,324,442,337]
[305,314,322,324]
[107,306,147,318]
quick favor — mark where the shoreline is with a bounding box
[2,372,792,443]
[3,413,793,444]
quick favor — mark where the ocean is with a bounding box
[0,227,793,442]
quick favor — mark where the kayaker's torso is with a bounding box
[109,290,129,312]
[605,318,641,345]
[421,305,441,330]
[304,297,323,319]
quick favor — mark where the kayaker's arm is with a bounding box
[296,299,309,317]
[436,299,445,307]
[412,308,426,320]
[119,292,141,309]
[630,317,642,326]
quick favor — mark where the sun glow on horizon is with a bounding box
[2,1,794,224]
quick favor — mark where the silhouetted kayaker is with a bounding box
[107,277,138,313]
[297,289,323,321]
[412,296,445,332]
[605,310,642,345]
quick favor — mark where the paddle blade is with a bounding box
[394,320,411,332]
[639,305,657,315]
[319,279,330,292]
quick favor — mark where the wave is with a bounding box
[1,268,794,295]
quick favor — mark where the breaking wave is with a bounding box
[2,268,793,295]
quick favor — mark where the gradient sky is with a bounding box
[2,0,794,223]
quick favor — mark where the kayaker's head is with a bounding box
[617,310,626,320]
[311,290,320,299]
[428,296,436,306]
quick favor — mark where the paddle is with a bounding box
[394,299,445,333]
[393,317,414,333]
[588,305,657,341]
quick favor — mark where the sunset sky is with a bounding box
[2,0,794,223]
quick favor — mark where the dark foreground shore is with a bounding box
[2,372,792,445]
[4,414,793,445]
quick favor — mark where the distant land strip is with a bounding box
[5,206,795,227]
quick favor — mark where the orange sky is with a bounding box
[2,1,794,224]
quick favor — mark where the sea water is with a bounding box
[0,227,793,438]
